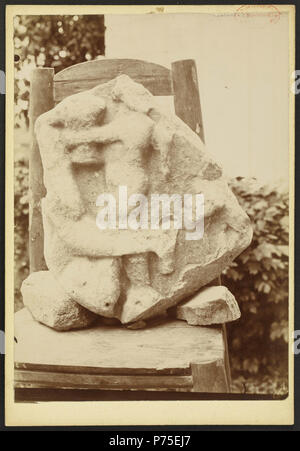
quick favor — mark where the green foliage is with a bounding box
[14,158,29,311]
[14,14,105,126]
[231,374,288,396]
[224,177,289,380]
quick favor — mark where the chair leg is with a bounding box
[222,324,232,392]
[191,360,229,393]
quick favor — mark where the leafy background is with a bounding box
[14,15,289,395]
[224,178,289,395]
[14,15,105,127]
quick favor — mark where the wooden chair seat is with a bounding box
[15,308,230,393]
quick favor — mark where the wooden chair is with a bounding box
[15,58,231,398]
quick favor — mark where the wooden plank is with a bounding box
[171,59,205,143]
[54,58,173,101]
[15,370,192,391]
[15,362,189,376]
[15,308,224,373]
[29,68,54,273]
[14,382,190,393]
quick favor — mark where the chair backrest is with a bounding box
[53,58,205,139]
[54,58,173,100]
[29,58,205,272]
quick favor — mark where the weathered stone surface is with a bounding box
[176,286,241,325]
[22,74,252,328]
[21,271,97,330]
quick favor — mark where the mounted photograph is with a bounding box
[5,5,294,426]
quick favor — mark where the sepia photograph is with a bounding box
[5,4,295,426]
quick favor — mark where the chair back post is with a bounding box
[29,67,54,273]
[171,59,205,143]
